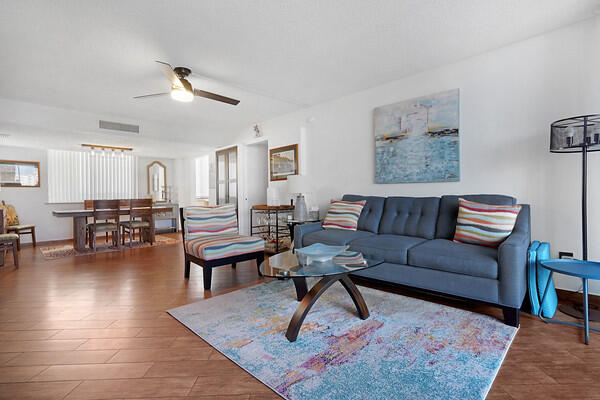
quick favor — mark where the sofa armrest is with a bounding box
[497,204,531,308]
[294,222,323,249]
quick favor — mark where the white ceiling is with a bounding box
[0,0,598,157]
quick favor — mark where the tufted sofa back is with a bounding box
[341,194,385,233]
[378,197,440,239]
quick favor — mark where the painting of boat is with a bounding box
[374,89,459,183]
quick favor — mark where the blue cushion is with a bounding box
[379,197,440,239]
[341,194,385,233]
[349,234,427,265]
[408,239,499,279]
[303,229,374,246]
[435,194,516,240]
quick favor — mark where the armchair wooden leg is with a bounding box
[31,228,36,247]
[203,267,212,291]
[16,236,20,251]
[184,259,191,278]
[256,253,265,276]
[12,240,18,267]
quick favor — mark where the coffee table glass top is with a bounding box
[260,250,383,278]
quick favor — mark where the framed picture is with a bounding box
[0,160,40,187]
[374,88,460,183]
[270,144,298,181]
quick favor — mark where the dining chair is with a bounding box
[0,208,19,267]
[88,199,121,252]
[120,198,154,247]
[1,201,35,250]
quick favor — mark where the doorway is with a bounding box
[241,140,268,234]
[216,146,238,206]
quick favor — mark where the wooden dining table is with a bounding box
[53,206,174,251]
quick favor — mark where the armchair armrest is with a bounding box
[498,204,531,308]
[294,222,323,249]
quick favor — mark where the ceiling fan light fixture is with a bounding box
[170,86,194,102]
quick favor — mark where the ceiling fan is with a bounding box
[134,61,240,105]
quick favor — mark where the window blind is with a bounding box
[48,149,138,203]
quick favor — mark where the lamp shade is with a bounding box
[550,114,600,153]
[286,174,307,195]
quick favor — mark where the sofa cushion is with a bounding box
[379,197,440,239]
[349,234,427,265]
[322,200,366,231]
[341,195,385,233]
[303,229,374,246]
[454,198,521,248]
[185,234,264,260]
[435,194,516,240]
[408,239,499,279]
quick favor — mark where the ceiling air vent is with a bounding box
[99,120,140,134]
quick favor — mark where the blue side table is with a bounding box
[539,259,600,344]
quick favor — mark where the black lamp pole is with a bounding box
[582,116,588,261]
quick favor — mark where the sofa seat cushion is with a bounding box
[349,234,427,265]
[408,239,498,279]
[185,234,264,260]
[303,229,373,246]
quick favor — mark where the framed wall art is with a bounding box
[270,144,298,181]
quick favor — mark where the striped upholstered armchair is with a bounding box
[180,205,264,290]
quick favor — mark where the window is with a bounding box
[48,149,138,203]
[195,155,209,199]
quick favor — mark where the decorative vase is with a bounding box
[294,194,307,221]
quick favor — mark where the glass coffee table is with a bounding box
[259,250,383,342]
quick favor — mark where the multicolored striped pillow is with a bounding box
[322,200,366,231]
[453,198,521,248]
[184,205,238,240]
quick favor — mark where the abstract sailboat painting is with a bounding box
[374,89,460,183]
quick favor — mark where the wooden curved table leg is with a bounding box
[286,275,338,342]
[292,277,308,301]
[339,274,369,319]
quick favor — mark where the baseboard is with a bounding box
[556,288,600,309]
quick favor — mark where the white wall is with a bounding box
[233,17,600,294]
[0,146,73,243]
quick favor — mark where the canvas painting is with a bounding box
[374,89,459,183]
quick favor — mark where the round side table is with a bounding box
[539,259,600,344]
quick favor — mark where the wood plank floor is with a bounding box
[1,235,599,400]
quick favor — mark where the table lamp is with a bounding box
[550,114,600,319]
[286,174,307,221]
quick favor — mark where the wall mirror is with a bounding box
[0,160,40,187]
[147,161,166,202]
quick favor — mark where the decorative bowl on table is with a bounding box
[295,243,348,263]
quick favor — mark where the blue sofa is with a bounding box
[295,194,531,327]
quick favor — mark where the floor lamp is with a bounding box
[550,114,600,320]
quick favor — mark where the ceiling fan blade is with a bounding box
[155,61,183,88]
[193,89,240,105]
[133,93,169,99]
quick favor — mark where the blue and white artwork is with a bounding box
[375,89,460,183]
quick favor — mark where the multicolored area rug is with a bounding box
[39,234,181,260]
[168,280,517,400]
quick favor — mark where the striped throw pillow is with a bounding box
[184,205,238,240]
[453,198,521,248]
[322,200,366,231]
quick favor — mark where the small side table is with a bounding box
[287,219,320,251]
[539,259,600,344]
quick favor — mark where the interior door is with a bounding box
[216,146,238,206]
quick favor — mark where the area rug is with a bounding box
[168,280,517,400]
[39,235,181,260]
